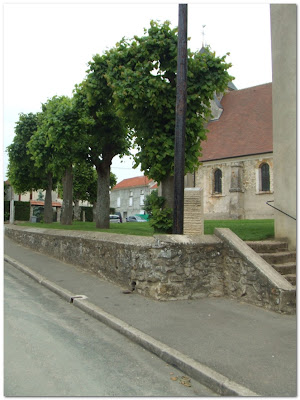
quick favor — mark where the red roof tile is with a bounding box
[112,176,154,190]
[199,83,273,162]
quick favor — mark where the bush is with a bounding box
[4,200,30,221]
[15,201,30,221]
[143,190,164,216]
[150,207,173,233]
[144,190,173,233]
[4,201,10,220]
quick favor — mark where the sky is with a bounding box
[2,1,274,184]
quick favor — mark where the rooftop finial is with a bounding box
[202,24,206,47]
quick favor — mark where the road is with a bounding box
[4,262,216,397]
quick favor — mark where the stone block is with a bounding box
[183,188,204,235]
[169,275,184,282]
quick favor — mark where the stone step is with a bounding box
[284,274,296,286]
[245,240,288,253]
[272,262,296,275]
[260,251,296,265]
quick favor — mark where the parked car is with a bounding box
[109,214,121,223]
[126,215,147,222]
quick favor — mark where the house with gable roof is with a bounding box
[110,176,157,220]
[195,82,274,220]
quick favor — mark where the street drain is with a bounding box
[70,295,88,303]
[122,281,136,294]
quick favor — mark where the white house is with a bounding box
[110,176,157,220]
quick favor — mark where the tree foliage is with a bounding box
[36,96,89,176]
[143,190,172,233]
[7,113,48,194]
[74,53,130,228]
[106,20,234,183]
[30,95,90,224]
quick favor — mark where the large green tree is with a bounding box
[74,53,130,229]
[7,113,41,193]
[71,163,96,221]
[27,109,58,224]
[106,20,234,207]
[31,96,89,225]
[7,112,55,223]
[72,165,117,221]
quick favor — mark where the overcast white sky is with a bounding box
[2,1,274,183]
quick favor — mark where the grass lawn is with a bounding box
[19,220,155,237]
[204,219,274,241]
[18,219,274,241]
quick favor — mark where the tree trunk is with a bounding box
[92,202,97,222]
[160,174,174,210]
[61,166,73,225]
[95,161,111,229]
[44,173,53,224]
[73,199,81,221]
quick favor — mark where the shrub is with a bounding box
[143,190,164,217]
[4,201,10,220]
[150,207,173,233]
[144,190,173,233]
[4,200,30,221]
[15,201,30,221]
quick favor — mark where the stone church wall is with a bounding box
[195,154,274,220]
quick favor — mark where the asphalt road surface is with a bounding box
[4,262,216,397]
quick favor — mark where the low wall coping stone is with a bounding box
[6,225,221,247]
[6,225,155,247]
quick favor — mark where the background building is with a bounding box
[110,176,157,220]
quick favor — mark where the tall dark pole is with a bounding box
[173,4,188,234]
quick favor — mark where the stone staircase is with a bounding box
[245,240,296,287]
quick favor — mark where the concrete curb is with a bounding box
[73,298,258,396]
[4,254,75,302]
[5,254,259,397]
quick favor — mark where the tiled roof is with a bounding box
[30,200,62,207]
[199,83,273,162]
[112,176,154,190]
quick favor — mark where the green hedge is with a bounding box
[15,201,30,221]
[4,200,30,221]
[80,206,93,222]
[4,201,10,220]
[80,206,116,222]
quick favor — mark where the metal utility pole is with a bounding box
[173,4,188,234]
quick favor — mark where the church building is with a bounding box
[195,82,274,220]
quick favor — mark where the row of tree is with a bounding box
[7,20,233,228]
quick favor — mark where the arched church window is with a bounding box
[260,163,270,191]
[214,169,222,194]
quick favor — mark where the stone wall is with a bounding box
[196,154,274,220]
[214,228,295,314]
[5,225,295,313]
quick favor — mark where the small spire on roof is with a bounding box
[202,25,206,47]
